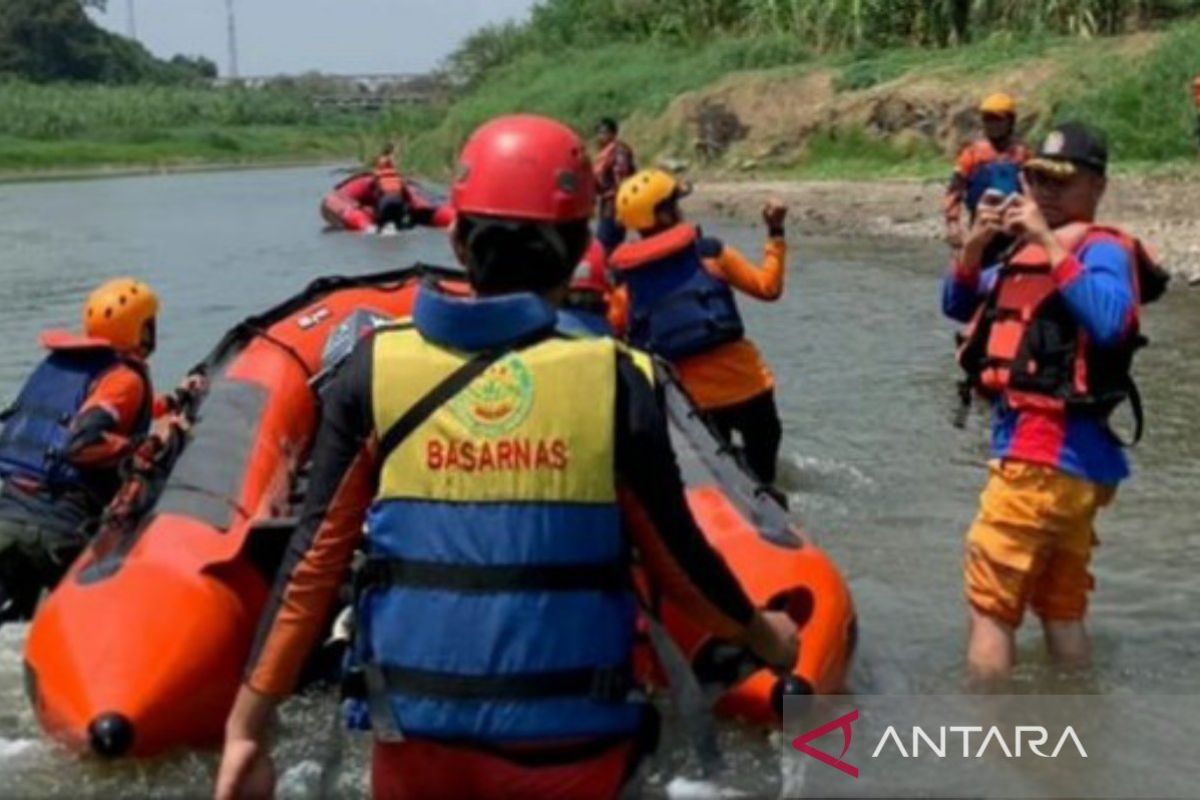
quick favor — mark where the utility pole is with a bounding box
[225,0,240,79]
[126,0,137,39]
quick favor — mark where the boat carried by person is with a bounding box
[23,266,854,758]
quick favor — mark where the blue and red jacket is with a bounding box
[942,225,1144,486]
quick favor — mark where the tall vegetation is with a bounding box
[450,0,1200,85]
[0,0,216,84]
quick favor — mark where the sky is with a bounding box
[90,0,537,77]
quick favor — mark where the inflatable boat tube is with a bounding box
[320,173,453,232]
[24,268,854,758]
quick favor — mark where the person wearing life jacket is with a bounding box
[558,239,614,337]
[0,279,173,621]
[944,93,1032,252]
[942,122,1168,682]
[593,117,637,254]
[608,169,789,489]
[215,114,798,800]
[1192,75,1200,147]
[376,142,398,172]
[373,144,411,233]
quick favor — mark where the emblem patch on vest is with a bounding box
[450,355,535,437]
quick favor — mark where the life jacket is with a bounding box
[0,338,151,495]
[353,326,644,744]
[956,223,1168,434]
[557,308,613,338]
[963,140,1027,216]
[374,164,404,198]
[610,225,744,361]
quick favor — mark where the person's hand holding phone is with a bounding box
[960,190,1008,271]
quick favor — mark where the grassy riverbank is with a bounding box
[0,80,438,174]
[401,16,1200,178]
[2,14,1198,180]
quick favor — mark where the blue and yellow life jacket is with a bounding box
[0,344,148,495]
[611,225,744,361]
[354,325,645,744]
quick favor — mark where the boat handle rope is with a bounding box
[157,479,253,524]
[232,322,316,381]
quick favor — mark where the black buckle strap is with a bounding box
[381,664,634,703]
[357,558,628,594]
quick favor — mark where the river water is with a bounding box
[0,166,1197,797]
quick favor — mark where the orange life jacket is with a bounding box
[375,165,404,197]
[956,223,1166,429]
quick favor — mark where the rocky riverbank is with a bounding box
[691,171,1200,284]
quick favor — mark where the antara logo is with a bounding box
[792,709,1088,778]
[792,709,860,778]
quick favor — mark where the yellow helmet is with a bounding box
[615,169,682,232]
[979,92,1017,116]
[83,278,159,353]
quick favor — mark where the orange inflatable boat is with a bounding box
[320,172,453,232]
[649,378,855,720]
[24,266,854,758]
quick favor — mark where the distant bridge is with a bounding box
[211,73,448,111]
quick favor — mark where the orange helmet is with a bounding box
[83,278,159,353]
[979,92,1017,116]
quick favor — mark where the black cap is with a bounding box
[1026,121,1108,177]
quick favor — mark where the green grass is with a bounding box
[1049,18,1200,161]
[0,81,333,139]
[3,16,1200,180]
[0,125,365,172]
[0,79,450,174]
[401,36,812,175]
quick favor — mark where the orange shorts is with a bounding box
[964,461,1116,627]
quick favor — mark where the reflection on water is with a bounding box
[1,168,1198,796]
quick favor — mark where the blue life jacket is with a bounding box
[0,345,144,494]
[611,225,744,361]
[557,308,614,338]
[966,159,1023,217]
[353,290,645,745]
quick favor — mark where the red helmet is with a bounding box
[451,115,595,223]
[570,240,610,295]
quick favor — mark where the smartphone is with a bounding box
[979,189,1019,213]
[978,189,1008,209]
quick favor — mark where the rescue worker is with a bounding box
[943,122,1167,681]
[944,93,1031,252]
[593,117,636,254]
[376,142,397,172]
[214,114,798,800]
[373,145,411,233]
[1192,74,1200,147]
[0,279,165,621]
[610,169,789,488]
[558,239,613,337]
